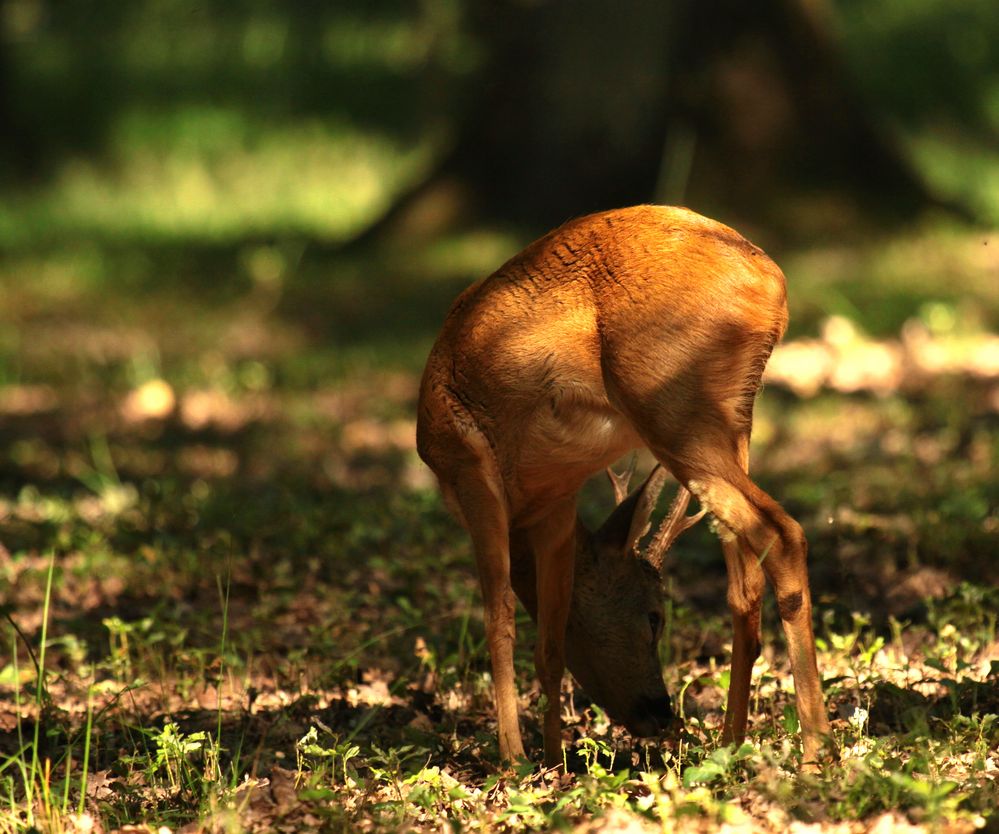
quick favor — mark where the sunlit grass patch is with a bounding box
[2,478,997,831]
[2,371,996,832]
[784,223,999,338]
[0,111,438,247]
[0,208,997,833]
[907,131,999,225]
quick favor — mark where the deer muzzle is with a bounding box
[625,693,676,738]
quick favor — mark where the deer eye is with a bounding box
[648,611,663,641]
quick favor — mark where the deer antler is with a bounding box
[605,452,638,505]
[646,485,707,571]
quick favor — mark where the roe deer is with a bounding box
[416,205,831,768]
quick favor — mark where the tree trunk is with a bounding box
[349,0,948,246]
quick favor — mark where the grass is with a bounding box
[1,3,998,826]
[0,215,997,831]
[0,112,438,247]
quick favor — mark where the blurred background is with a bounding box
[1,0,997,696]
[2,0,999,367]
[2,0,999,322]
[0,3,997,825]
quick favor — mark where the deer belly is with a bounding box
[520,392,639,475]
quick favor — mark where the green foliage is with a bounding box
[837,0,999,220]
[0,0,476,245]
[151,723,210,793]
[681,743,757,789]
[0,4,997,832]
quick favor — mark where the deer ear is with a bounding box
[593,465,669,558]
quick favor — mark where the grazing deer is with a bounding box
[416,205,831,768]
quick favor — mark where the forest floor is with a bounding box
[1,221,997,833]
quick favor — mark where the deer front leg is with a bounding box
[526,499,577,769]
[454,478,526,763]
[720,537,764,747]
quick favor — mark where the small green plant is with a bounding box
[296,726,360,786]
[681,742,757,789]
[403,766,471,822]
[151,723,210,794]
[576,735,616,776]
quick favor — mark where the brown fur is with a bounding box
[417,205,831,768]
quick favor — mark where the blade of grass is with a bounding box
[78,687,94,816]
[61,737,72,816]
[2,610,40,684]
[216,559,232,755]
[27,552,56,821]
[11,629,24,771]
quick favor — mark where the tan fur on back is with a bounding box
[418,204,787,526]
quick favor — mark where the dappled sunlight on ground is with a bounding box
[767,315,999,397]
[1,223,997,831]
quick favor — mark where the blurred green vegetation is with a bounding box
[0,0,475,245]
[0,0,994,530]
[0,0,993,618]
[838,0,999,221]
[0,0,998,248]
[0,0,996,538]
[0,3,997,830]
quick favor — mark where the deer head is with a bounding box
[565,464,704,737]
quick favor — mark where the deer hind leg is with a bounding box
[720,533,765,748]
[445,465,526,763]
[659,443,831,768]
[523,497,577,769]
[704,434,766,744]
[718,436,765,748]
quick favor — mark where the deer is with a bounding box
[416,205,832,770]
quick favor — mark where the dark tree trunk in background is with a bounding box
[666,0,934,224]
[0,10,40,181]
[355,0,675,241]
[455,0,676,225]
[358,0,942,244]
